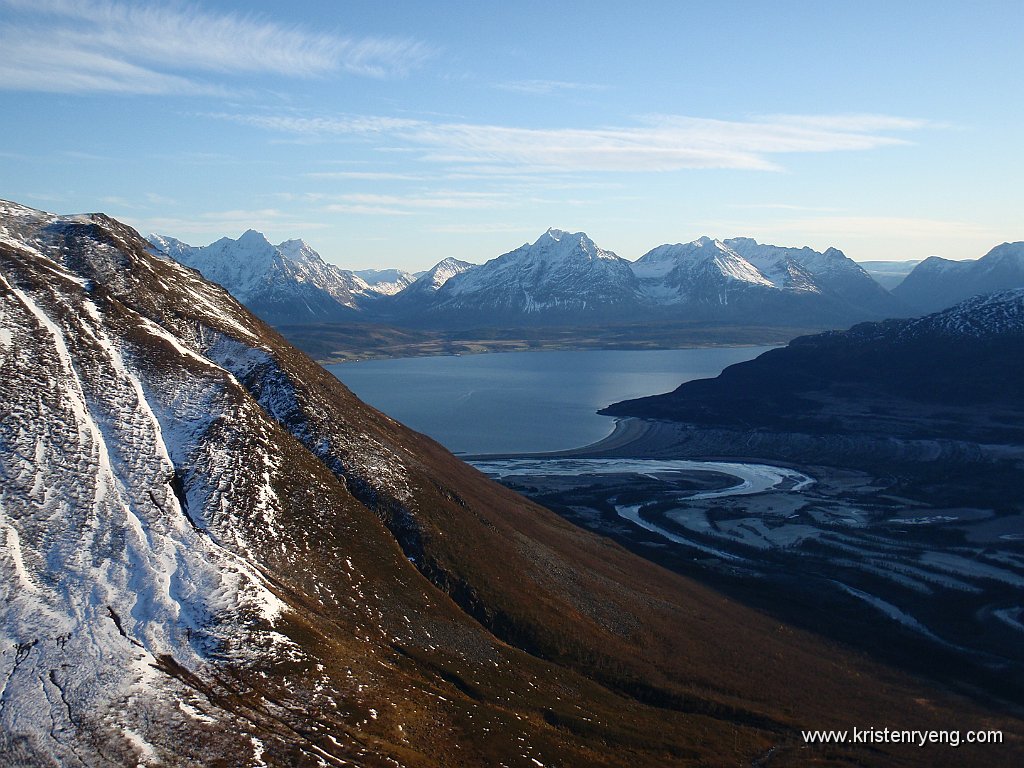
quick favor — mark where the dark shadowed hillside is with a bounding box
[604,290,1024,444]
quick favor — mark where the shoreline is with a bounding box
[464,417,812,470]
[316,339,784,365]
[461,417,663,461]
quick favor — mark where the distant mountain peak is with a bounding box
[237,228,273,247]
[147,230,370,323]
[894,240,1024,313]
[277,237,313,252]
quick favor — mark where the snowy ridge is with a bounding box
[148,230,374,324]
[801,289,1024,353]
[0,201,429,764]
[896,288,1024,339]
[0,256,291,763]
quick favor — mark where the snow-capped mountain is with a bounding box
[724,238,898,315]
[386,231,907,330]
[384,256,477,311]
[629,236,902,324]
[148,231,372,324]
[413,256,477,292]
[352,267,418,295]
[894,241,1024,313]
[395,229,643,326]
[632,237,776,305]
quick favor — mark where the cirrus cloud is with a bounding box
[221,111,932,174]
[0,0,435,94]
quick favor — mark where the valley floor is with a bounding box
[470,419,1024,712]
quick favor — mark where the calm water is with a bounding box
[327,347,774,455]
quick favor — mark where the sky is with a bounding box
[1,0,1021,271]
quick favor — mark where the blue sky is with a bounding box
[2,0,1021,270]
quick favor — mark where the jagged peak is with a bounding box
[523,228,623,264]
[822,246,847,259]
[236,228,273,247]
[433,256,470,269]
[639,237,738,261]
[536,228,591,247]
[277,238,327,268]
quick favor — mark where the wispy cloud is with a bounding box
[222,111,930,173]
[426,222,533,235]
[305,171,429,181]
[0,0,435,94]
[496,79,608,96]
[323,191,508,216]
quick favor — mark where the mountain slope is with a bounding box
[724,237,900,316]
[632,237,777,306]
[604,289,1024,442]
[894,242,1024,313]
[631,236,902,325]
[148,231,371,324]
[3,201,1019,766]
[385,256,477,313]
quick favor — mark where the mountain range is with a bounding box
[148,230,376,324]
[147,228,910,333]
[149,227,1024,349]
[6,199,1019,765]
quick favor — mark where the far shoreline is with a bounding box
[313,339,785,365]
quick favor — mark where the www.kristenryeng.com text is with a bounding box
[801,727,1003,749]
